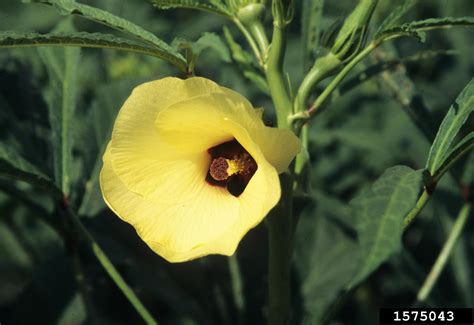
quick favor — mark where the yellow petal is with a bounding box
[109,77,225,194]
[101,144,242,261]
[253,127,301,173]
[100,76,299,262]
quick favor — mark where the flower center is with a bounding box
[206,140,258,197]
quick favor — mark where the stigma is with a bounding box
[206,139,258,197]
[209,154,253,181]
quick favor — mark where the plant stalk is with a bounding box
[417,204,471,302]
[66,206,158,325]
[268,173,293,325]
[265,3,294,323]
[266,14,292,128]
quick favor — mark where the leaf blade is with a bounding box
[0,31,187,70]
[147,0,231,17]
[375,0,417,38]
[426,79,474,174]
[377,16,474,43]
[348,166,423,289]
[433,132,474,181]
[25,0,185,61]
[36,19,80,195]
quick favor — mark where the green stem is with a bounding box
[308,42,376,116]
[72,252,98,324]
[294,53,341,113]
[293,124,310,194]
[403,190,431,228]
[233,18,265,67]
[268,173,293,325]
[417,204,471,303]
[265,4,295,323]
[228,254,245,317]
[67,208,158,325]
[266,20,292,128]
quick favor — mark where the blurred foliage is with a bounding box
[0,0,473,324]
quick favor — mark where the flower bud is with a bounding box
[236,2,265,23]
[226,0,266,20]
[330,0,378,62]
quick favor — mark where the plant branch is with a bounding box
[232,18,265,68]
[65,206,158,325]
[403,190,431,228]
[417,204,471,303]
[266,4,292,128]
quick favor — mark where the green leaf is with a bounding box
[0,143,62,199]
[426,79,474,174]
[302,0,324,70]
[0,31,187,70]
[294,193,356,321]
[37,19,79,196]
[375,0,417,38]
[192,32,231,63]
[348,166,423,289]
[148,0,231,17]
[433,132,474,181]
[24,0,185,63]
[171,32,230,72]
[403,16,474,31]
[378,17,474,43]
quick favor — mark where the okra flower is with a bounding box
[100,77,300,262]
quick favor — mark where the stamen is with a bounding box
[209,154,252,181]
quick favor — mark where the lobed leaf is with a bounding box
[0,31,187,70]
[348,166,423,289]
[148,0,231,17]
[24,0,184,61]
[426,79,474,174]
